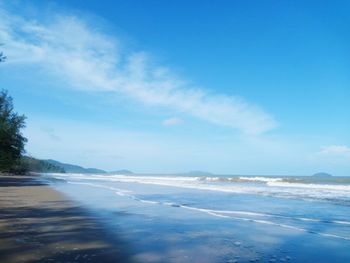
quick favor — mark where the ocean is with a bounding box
[42,173,350,262]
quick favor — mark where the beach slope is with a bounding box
[0,175,134,263]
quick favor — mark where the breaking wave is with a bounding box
[49,173,350,205]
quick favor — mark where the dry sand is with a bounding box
[0,174,135,263]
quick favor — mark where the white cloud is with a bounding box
[162,117,183,126]
[0,8,277,134]
[320,145,350,155]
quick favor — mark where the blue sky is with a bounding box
[0,0,349,175]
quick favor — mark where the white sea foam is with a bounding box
[55,178,350,241]
[179,205,350,241]
[239,177,283,183]
[334,220,350,225]
[65,179,350,226]
[267,181,350,191]
[197,208,350,226]
[51,173,350,205]
[138,199,159,204]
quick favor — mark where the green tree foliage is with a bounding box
[0,52,6,63]
[0,90,27,172]
[0,44,6,63]
[20,156,65,173]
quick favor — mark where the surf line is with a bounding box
[179,205,350,241]
[64,180,350,241]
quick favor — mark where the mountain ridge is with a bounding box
[44,159,106,174]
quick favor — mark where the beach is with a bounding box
[2,1,349,262]
[0,174,134,263]
[49,173,350,263]
[1,173,350,263]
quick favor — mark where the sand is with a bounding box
[0,174,135,263]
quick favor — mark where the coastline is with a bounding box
[49,173,350,263]
[2,173,350,263]
[0,174,134,263]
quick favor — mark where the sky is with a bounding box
[0,0,349,175]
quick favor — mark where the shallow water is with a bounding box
[44,173,350,262]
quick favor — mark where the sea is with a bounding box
[42,173,350,263]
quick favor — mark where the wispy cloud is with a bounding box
[320,145,350,156]
[162,117,183,126]
[0,8,277,134]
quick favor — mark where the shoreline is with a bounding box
[0,174,134,263]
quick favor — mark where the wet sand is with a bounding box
[49,173,350,263]
[0,174,135,263]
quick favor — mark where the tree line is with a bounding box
[0,49,27,173]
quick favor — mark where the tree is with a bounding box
[0,90,27,172]
[0,52,6,63]
[0,44,6,62]
[0,47,28,173]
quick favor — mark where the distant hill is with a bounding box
[312,172,332,177]
[23,158,132,175]
[44,159,106,174]
[21,156,65,173]
[108,170,133,175]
